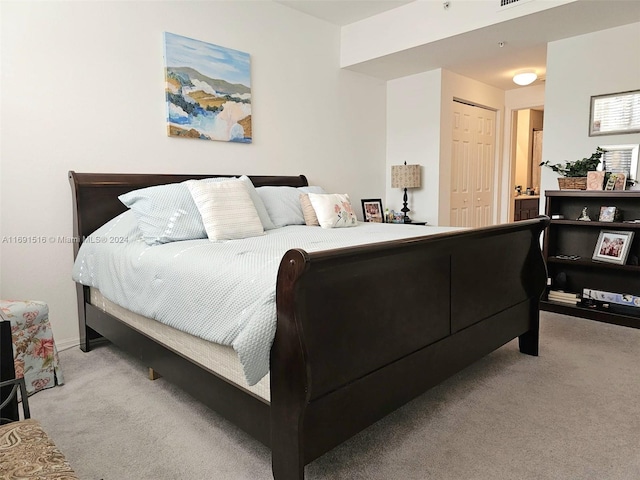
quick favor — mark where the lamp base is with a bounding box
[401,188,411,223]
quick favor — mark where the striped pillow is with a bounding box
[186,179,264,241]
[119,175,274,245]
[299,193,319,226]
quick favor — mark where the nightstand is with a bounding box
[388,221,428,225]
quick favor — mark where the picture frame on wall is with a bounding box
[592,230,635,265]
[589,90,640,137]
[361,199,384,223]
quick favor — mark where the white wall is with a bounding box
[386,70,442,224]
[0,1,387,347]
[542,22,640,196]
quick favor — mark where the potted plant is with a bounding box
[540,147,604,190]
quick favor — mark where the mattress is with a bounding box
[89,288,271,401]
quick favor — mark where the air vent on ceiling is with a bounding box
[499,0,534,10]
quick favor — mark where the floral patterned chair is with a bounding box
[0,300,64,395]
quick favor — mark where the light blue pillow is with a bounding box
[119,176,274,245]
[257,185,325,228]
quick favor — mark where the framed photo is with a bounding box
[589,90,640,137]
[597,144,639,186]
[598,206,617,222]
[592,230,635,265]
[361,199,384,223]
[586,171,605,190]
[603,172,626,191]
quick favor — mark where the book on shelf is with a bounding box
[551,214,564,220]
[547,290,580,305]
[582,289,640,308]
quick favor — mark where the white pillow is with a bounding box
[307,193,358,229]
[186,179,264,241]
[119,175,274,245]
[257,185,325,228]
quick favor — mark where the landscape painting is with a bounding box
[163,32,251,143]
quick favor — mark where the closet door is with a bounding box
[450,101,496,227]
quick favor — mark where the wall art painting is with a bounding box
[163,32,251,143]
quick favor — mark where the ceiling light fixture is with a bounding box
[513,70,537,86]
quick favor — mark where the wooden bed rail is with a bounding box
[271,216,549,479]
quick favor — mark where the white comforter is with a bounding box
[72,211,458,385]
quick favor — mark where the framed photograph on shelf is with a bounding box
[361,199,384,223]
[598,206,617,222]
[587,171,605,190]
[603,172,627,191]
[597,144,639,187]
[592,230,635,265]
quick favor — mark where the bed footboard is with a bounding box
[271,217,549,479]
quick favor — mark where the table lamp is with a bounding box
[391,162,421,223]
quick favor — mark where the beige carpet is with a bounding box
[29,312,640,479]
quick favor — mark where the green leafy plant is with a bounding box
[540,147,604,177]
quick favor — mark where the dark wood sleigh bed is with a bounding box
[69,171,549,480]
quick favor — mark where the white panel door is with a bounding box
[450,101,496,228]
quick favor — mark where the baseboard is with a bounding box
[56,337,80,352]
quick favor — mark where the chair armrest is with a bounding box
[0,377,30,424]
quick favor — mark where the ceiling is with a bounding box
[277,0,416,26]
[277,0,640,91]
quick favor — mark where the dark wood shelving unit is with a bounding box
[542,190,640,329]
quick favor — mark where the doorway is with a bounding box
[510,108,544,221]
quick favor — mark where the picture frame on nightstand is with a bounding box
[361,199,384,223]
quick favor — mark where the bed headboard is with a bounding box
[68,171,308,257]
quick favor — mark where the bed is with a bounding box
[69,171,549,480]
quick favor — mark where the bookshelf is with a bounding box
[542,190,640,328]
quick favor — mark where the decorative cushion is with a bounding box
[299,194,319,226]
[119,176,275,245]
[307,193,358,229]
[186,179,264,241]
[257,186,325,228]
[0,419,79,479]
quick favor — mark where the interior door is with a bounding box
[450,101,496,227]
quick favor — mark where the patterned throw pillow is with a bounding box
[186,179,264,241]
[306,193,358,229]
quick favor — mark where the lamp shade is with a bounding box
[391,164,421,189]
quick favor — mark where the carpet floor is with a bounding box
[29,312,640,479]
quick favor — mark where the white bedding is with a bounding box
[72,210,459,385]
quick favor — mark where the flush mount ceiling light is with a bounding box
[513,70,537,86]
